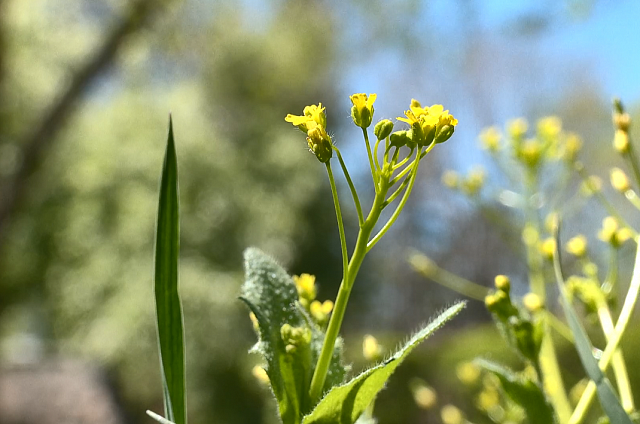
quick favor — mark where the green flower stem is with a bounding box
[334,147,364,226]
[623,144,640,189]
[383,173,412,208]
[390,142,434,186]
[392,148,413,171]
[523,170,572,423]
[570,240,640,424]
[373,137,382,171]
[595,298,635,413]
[624,189,640,211]
[367,149,422,252]
[545,311,574,343]
[362,128,378,190]
[309,181,390,404]
[326,162,349,286]
[409,251,489,301]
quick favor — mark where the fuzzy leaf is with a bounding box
[154,117,186,424]
[476,360,555,424]
[302,302,465,424]
[240,248,347,424]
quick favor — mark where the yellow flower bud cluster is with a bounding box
[396,99,458,146]
[598,217,632,248]
[293,273,334,326]
[612,98,632,154]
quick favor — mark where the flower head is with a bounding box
[285,104,333,162]
[397,99,457,145]
[350,93,376,128]
[285,103,326,133]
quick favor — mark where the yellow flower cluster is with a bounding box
[285,104,333,163]
[397,99,458,145]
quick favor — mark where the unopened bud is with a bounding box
[374,119,394,140]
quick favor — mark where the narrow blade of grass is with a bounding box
[154,116,186,424]
[552,217,632,424]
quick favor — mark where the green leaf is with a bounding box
[476,359,555,424]
[154,117,186,424]
[552,222,632,424]
[302,302,465,424]
[241,248,347,424]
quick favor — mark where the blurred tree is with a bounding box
[0,1,341,423]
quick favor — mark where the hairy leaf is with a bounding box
[241,248,347,424]
[302,302,465,424]
[476,359,555,424]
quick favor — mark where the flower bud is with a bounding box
[350,93,376,129]
[610,167,630,192]
[494,275,510,292]
[523,293,543,312]
[307,126,333,163]
[434,124,455,144]
[389,130,414,148]
[566,235,587,257]
[363,334,383,362]
[374,119,394,140]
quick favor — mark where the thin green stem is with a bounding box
[409,251,489,301]
[390,143,434,186]
[623,143,640,189]
[309,182,390,404]
[624,189,640,211]
[392,148,414,171]
[595,298,635,413]
[334,147,364,226]
[570,238,640,424]
[522,169,572,423]
[367,149,422,252]
[383,174,411,208]
[326,162,349,286]
[362,128,378,190]
[373,137,382,171]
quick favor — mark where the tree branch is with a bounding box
[0,0,173,246]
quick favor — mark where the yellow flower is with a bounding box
[285,103,333,162]
[566,235,587,257]
[397,99,457,145]
[610,167,630,192]
[293,273,317,306]
[479,126,501,151]
[350,93,377,128]
[507,118,528,139]
[310,299,333,325]
[362,334,383,362]
[539,237,556,261]
[285,103,326,132]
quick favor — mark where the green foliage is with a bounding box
[302,302,465,424]
[553,225,633,424]
[241,247,347,423]
[476,359,555,424]
[153,118,187,424]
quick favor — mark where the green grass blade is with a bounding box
[154,117,186,424]
[552,218,632,424]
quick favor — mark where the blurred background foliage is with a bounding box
[0,0,639,423]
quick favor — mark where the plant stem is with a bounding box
[362,128,378,191]
[570,238,640,424]
[326,162,349,289]
[595,299,635,413]
[309,179,390,403]
[523,169,572,423]
[334,147,364,226]
[367,149,421,252]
